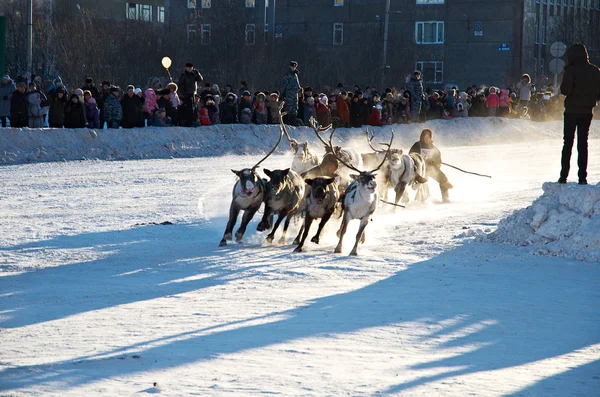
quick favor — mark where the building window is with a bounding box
[187,24,196,44]
[416,0,444,3]
[157,6,165,23]
[415,21,444,44]
[415,61,443,84]
[246,0,256,7]
[126,3,153,22]
[202,0,211,8]
[245,24,256,45]
[334,0,344,5]
[541,23,546,44]
[187,0,196,8]
[333,23,344,45]
[569,0,574,6]
[550,0,555,5]
[200,24,211,45]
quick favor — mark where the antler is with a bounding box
[309,117,361,173]
[252,122,284,170]
[365,128,388,153]
[278,102,295,143]
[370,129,394,173]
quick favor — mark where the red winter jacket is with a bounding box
[367,107,382,126]
[199,107,211,126]
[486,93,499,108]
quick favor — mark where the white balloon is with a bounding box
[161,57,172,69]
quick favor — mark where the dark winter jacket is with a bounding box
[349,99,362,128]
[178,69,203,100]
[220,95,238,124]
[81,83,100,99]
[120,94,140,128]
[281,69,300,115]
[157,96,176,121]
[64,95,87,128]
[0,78,16,117]
[103,94,123,128]
[10,90,29,128]
[560,44,600,115]
[410,141,442,169]
[238,98,253,121]
[408,77,424,118]
[48,91,67,126]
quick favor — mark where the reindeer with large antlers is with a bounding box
[311,118,393,256]
[218,120,284,247]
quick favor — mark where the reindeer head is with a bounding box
[388,149,404,167]
[351,172,378,193]
[264,168,290,195]
[309,117,393,195]
[232,168,262,196]
[306,177,336,203]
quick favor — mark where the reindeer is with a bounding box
[218,119,284,247]
[262,167,306,245]
[381,150,429,206]
[312,122,393,256]
[293,177,339,252]
[290,139,319,175]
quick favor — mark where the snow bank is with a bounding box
[479,182,600,262]
[0,118,582,165]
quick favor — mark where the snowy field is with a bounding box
[0,119,599,396]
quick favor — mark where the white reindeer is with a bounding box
[312,119,393,256]
[290,139,319,175]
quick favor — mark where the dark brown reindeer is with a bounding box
[218,121,284,247]
[312,123,394,256]
[260,112,307,245]
[292,176,339,252]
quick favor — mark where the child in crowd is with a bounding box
[268,92,281,124]
[85,97,100,128]
[253,92,268,124]
[486,87,499,116]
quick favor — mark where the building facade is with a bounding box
[6,0,595,90]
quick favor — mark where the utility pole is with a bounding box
[26,0,33,80]
[381,0,390,90]
[381,0,400,90]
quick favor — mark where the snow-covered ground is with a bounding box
[0,120,599,396]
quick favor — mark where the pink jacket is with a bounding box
[486,93,499,108]
[144,89,159,114]
[499,89,510,108]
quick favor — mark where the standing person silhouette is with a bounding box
[558,43,600,185]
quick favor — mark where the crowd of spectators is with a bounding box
[0,66,568,130]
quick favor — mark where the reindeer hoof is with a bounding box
[310,236,319,244]
[334,246,342,254]
[218,239,227,247]
[293,238,300,245]
[349,251,358,256]
[265,236,274,244]
[278,238,286,245]
[235,233,243,242]
[293,246,303,253]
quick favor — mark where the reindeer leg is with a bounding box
[293,217,305,245]
[294,215,314,252]
[334,215,349,254]
[311,212,332,244]
[360,229,366,244]
[350,217,369,256]
[265,212,285,244]
[219,205,240,246]
[278,212,293,245]
[394,182,408,206]
[257,204,273,232]
[235,207,258,243]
